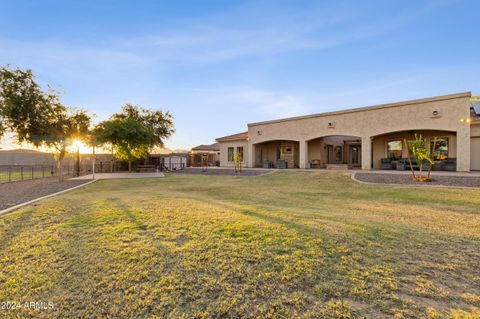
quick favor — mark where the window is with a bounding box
[227,147,234,162]
[236,146,244,161]
[387,140,402,160]
[431,138,448,160]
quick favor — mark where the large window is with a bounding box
[387,140,402,160]
[431,138,448,160]
[227,147,234,162]
[236,146,244,161]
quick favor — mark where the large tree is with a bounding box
[0,66,91,181]
[93,104,174,172]
[93,118,153,172]
[0,66,56,144]
[113,104,174,148]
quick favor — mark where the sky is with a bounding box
[0,0,479,151]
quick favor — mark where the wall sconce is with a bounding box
[460,118,472,123]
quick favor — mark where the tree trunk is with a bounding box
[57,150,66,182]
[111,147,114,173]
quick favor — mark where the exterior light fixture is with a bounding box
[460,119,465,123]
[466,118,471,123]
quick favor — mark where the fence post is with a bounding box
[31,166,34,180]
[21,166,24,181]
[8,167,11,183]
[42,166,45,178]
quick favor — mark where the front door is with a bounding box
[349,145,361,165]
[327,145,334,164]
[255,146,263,167]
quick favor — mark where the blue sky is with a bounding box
[1,0,479,150]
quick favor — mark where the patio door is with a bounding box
[349,145,361,165]
[255,146,263,167]
[327,145,334,164]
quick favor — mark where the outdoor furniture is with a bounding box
[380,158,393,170]
[310,159,321,168]
[396,159,407,170]
[432,162,442,171]
[276,159,287,169]
[262,160,273,168]
[441,158,456,171]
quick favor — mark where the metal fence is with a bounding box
[0,164,86,183]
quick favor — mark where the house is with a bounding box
[216,92,480,172]
[190,143,220,167]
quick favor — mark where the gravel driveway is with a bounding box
[354,172,480,188]
[0,177,91,210]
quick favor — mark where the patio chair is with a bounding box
[262,160,273,168]
[396,158,407,170]
[276,159,287,169]
[380,158,393,170]
[441,158,456,171]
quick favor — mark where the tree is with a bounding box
[404,134,436,182]
[0,66,91,181]
[0,66,57,144]
[93,118,153,172]
[234,151,243,173]
[112,104,174,148]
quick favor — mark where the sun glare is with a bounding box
[71,139,91,154]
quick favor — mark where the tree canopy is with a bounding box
[93,118,153,172]
[0,66,91,180]
[112,104,174,148]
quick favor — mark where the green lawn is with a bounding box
[0,171,479,318]
[0,170,54,183]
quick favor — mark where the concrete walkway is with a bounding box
[71,172,165,180]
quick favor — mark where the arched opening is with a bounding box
[371,129,457,171]
[254,140,299,168]
[307,135,362,169]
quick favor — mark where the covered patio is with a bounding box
[307,135,362,169]
[254,140,299,168]
[372,130,457,171]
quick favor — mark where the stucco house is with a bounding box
[216,92,480,172]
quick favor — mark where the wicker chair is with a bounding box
[441,158,456,171]
[380,158,393,170]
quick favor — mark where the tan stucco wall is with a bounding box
[245,94,471,171]
[218,140,249,167]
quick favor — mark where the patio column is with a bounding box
[299,140,308,169]
[248,143,256,168]
[361,136,372,170]
[456,126,470,172]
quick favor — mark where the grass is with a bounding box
[0,170,54,183]
[0,171,479,318]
